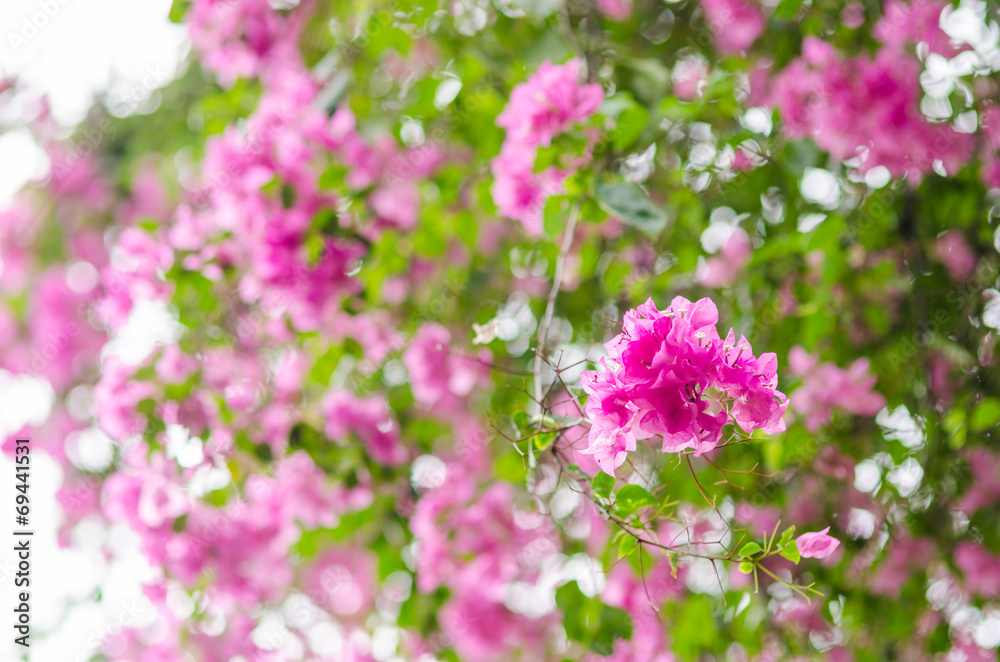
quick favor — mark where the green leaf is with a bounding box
[971,397,1000,432]
[533,431,557,452]
[543,194,568,238]
[592,472,616,499]
[780,544,801,564]
[672,595,719,659]
[738,561,754,574]
[513,412,529,437]
[517,0,563,20]
[778,525,797,547]
[619,58,670,104]
[594,180,667,237]
[556,581,633,654]
[738,542,764,558]
[495,453,528,484]
[171,514,188,532]
[168,0,190,22]
[592,604,632,655]
[615,484,656,513]
[943,409,967,449]
[556,582,591,642]
[774,0,804,19]
[612,105,649,152]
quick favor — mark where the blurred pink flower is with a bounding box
[796,527,840,559]
[933,230,977,282]
[768,37,972,178]
[788,346,886,431]
[496,59,603,148]
[699,0,765,54]
[875,0,962,57]
[597,0,632,21]
[673,57,709,100]
[696,229,753,288]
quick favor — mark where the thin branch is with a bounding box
[531,201,581,466]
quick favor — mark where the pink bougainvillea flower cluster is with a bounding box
[766,36,971,178]
[403,322,493,415]
[873,0,963,57]
[187,0,306,87]
[5,0,1000,658]
[410,469,560,660]
[787,346,886,432]
[698,0,765,54]
[492,59,604,235]
[581,296,787,474]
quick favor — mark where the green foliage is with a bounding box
[556,581,633,655]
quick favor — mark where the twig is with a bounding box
[531,201,581,466]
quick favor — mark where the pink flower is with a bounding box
[841,2,866,28]
[94,358,157,441]
[870,535,935,596]
[492,60,603,234]
[933,230,977,282]
[495,59,604,148]
[438,590,558,662]
[369,182,420,230]
[955,541,1000,597]
[302,547,377,621]
[597,0,632,21]
[874,0,962,57]
[581,297,787,473]
[402,323,492,414]
[27,268,105,392]
[411,470,556,599]
[796,527,840,559]
[323,389,408,466]
[768,39,972,178]
[187,0,304,87]
[696,229,753,288]
[699,0,765,54]
[957,448,1000,514]
[673,57,709,101]
[490,144,567,237]
[788,346,886,431]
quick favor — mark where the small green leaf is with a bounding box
[592,604,632,655]
[592,472,616,499]
[513,412,529,436]
[774,0,804,19]
[779,525,796,547]
[971,397,1000,432]
[594,180,667,237]
[615,484,656,513]
[543,195,566,238]
[612,105,649,152]
[533,431,557,452]
[780,544,801,564]
[168,0,190,22]
[738,561,754,574]
[739,542,764,558]
[943,409,967,449]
